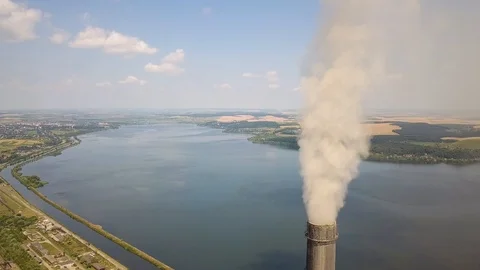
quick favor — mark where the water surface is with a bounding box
[11,124,480,269]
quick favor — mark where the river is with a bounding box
[2,124,480,270]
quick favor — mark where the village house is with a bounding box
[79,254,94,265]
[57,256,75,269]
[92,263,106,270]
[31,242,49,257]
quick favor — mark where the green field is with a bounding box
[0,139,43,158]
[41,242,61,256]
[50,129,76,136]
[452,138,480,149]
[0,185,36,217]
[409,141,440,147]
[411,139,480,150]
[0,139,42,149]
[0,202,12,216]
[57,235,89,257]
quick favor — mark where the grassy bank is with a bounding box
[29,188,173,270]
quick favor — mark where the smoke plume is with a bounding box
[299,0,422,225]
[300,0,480,224]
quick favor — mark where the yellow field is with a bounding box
[442,137,480,141]
[365,123,401,136]
[375,116,480,125]
[0,117,21,124]
[216,114,289,123]
[0,203,11,215]
[250,115,289,123]
[0,183,36,217]
[0,139,42,152]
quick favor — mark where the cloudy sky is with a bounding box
[1,0,319,109]
[0,0,479,112]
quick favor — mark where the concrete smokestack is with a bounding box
[305,223,338,270]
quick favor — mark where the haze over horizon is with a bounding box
[1,0,479,113]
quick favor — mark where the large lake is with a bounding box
[7,124,480,269]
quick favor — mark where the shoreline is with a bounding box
[247,139,480,166]
[242,133,480,166]
[2,133,174,270]
[0,174,127,270]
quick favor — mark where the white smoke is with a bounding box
[299,0,423,225]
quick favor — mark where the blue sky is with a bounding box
[0,0,319,109]
[2,0,478,113]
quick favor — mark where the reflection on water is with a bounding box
[10,124,480,270]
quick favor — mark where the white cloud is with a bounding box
[0,0,43,42]
[50,29,70,44]
[65,78,74,85]
[60,75,80,87]
[162,49,185,64]
[202,7,212,15]
[265,71,279,83]
[242,72,261,78]
[95,81,112,87]
[69,26,157,55]
[243,70,280,88]
[145,62,184,75]
[293,86,301,91]
[145,49,186,75]
[214,83,232,90]
[118,76,146,85]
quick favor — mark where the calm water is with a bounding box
[4,124,480,270]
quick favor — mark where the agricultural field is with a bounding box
[0,184,36,217]
[366,123,401,136]
[374,116,480,126]
[449,138,480,150]
[50,129,77,136]
[0,200,11,216]
[40,242,62,256]
[0,139,43,152]
[0,139,44,165]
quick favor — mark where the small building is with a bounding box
[92,263,106,270]
[27,232,43,242]
[44,255,56,265]
[57,256,75,269]
[79,254,94,265]
[55,228,67,234]
[0,260,19,270]
[50,233,65,242]
[31,242,49,257]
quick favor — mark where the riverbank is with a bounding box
[196,119,480,165]
[2,134,174,270]
[0,174,127,270]
[247,135,480,165]
[244,133,480,165]
[28,188,173,270]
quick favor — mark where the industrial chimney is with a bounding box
[305,222,338,270]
